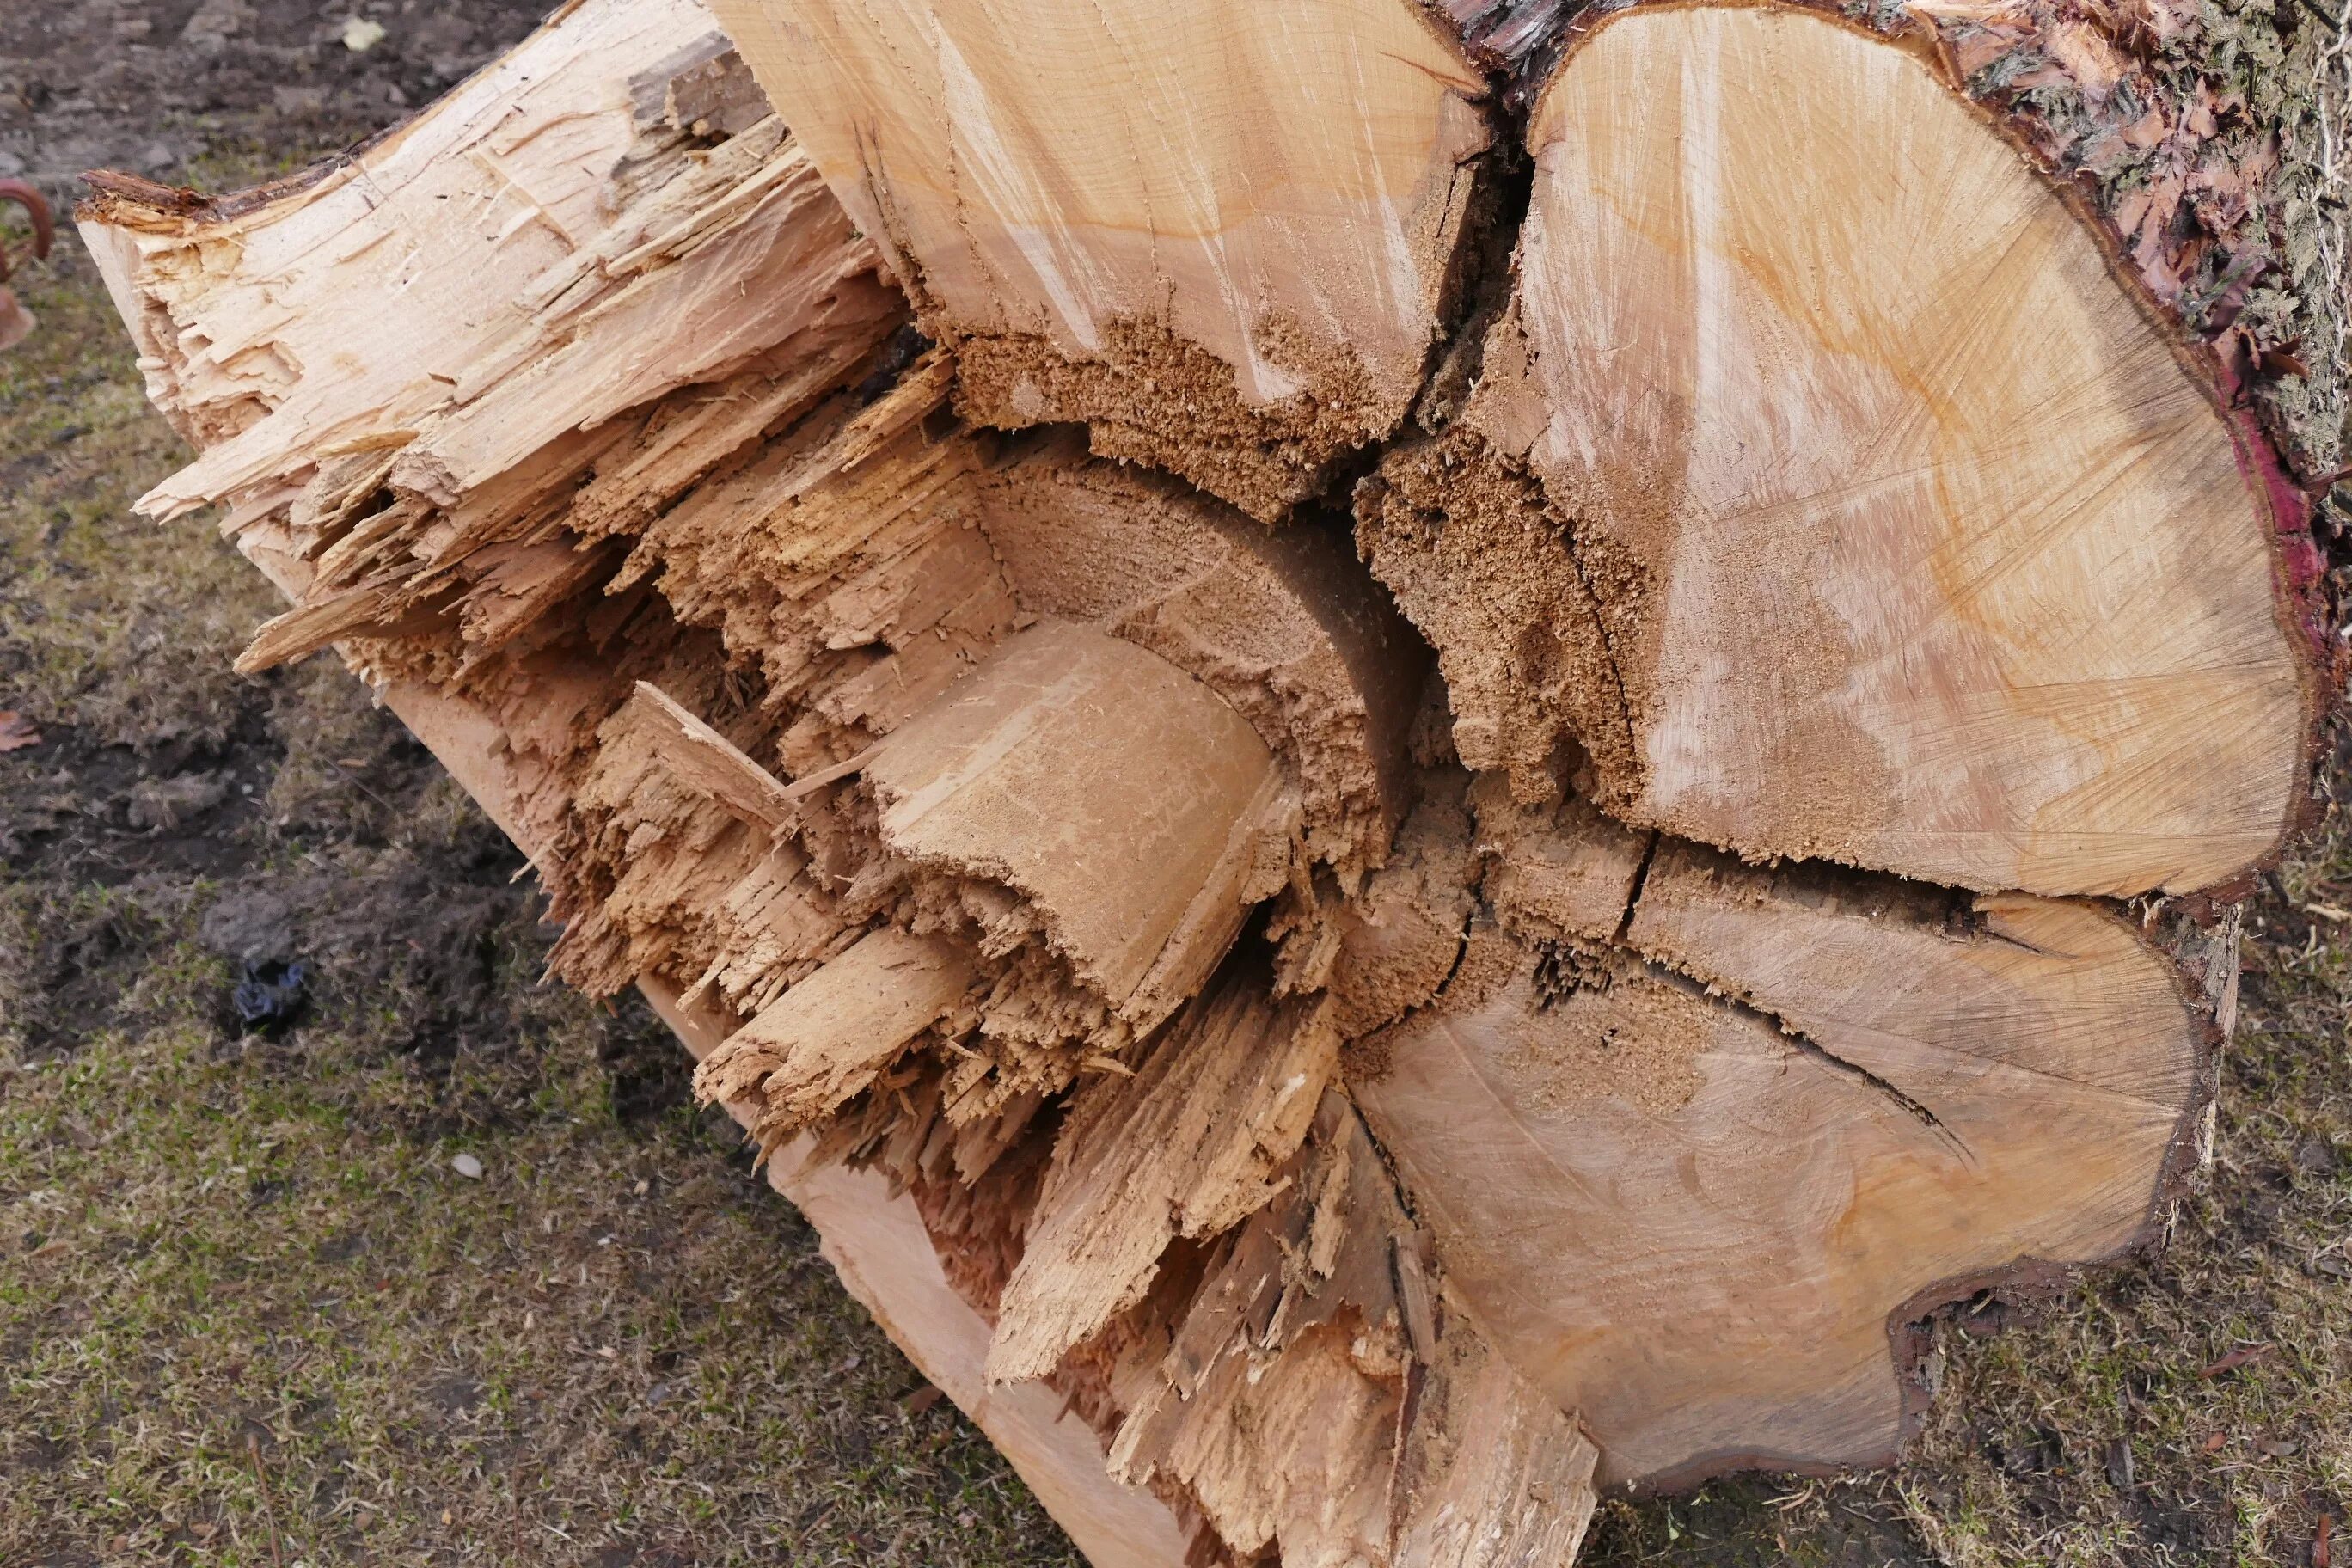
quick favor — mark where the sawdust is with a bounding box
[1507,940,1709,1117]
[952,314,1400,524]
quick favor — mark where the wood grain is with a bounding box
[1367,2,2315,897]
[708,0,1491,518]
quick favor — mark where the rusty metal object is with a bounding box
[0,180,56,354]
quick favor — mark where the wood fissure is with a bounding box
[1357,797,2211,1485]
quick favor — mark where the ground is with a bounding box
[2,3,2349,1565]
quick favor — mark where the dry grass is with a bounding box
[0,962,1079,1565]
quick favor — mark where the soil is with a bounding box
[0,0,710,1117]
[0,0,552,202]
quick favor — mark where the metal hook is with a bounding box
[0,181,55,285]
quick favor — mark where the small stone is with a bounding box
[450,1153,483,1180]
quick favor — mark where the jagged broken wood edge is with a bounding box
[246,542,1209,1568]
[66,15,1200,1557]
[70,9,1595,1556]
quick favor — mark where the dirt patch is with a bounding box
[0,0,554,203]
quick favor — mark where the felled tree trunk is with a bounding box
[84,0,2346,1559]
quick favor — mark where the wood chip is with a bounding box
[2200,1344,2272,1378]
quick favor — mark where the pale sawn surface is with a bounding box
[707,0,1491,517]
[1467,3,2312,897]
[1360,839,2204,1486]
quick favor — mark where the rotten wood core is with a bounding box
[80,0,2343,1561]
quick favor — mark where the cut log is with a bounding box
[704,0,1495,521]
[1357,812,2212,1486]
[81,0,2346,1560]
[1358,2,2326,899]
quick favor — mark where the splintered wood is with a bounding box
[86,0,2343,1561]
[695,927,975,1161]
[989,960,1336,1384]
[863,619,1286,1032]
[705,0,1493,522]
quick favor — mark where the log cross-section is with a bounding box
[707,0,1495,521]
[1358,832,2208,1486]
[1361,3,2322,899]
